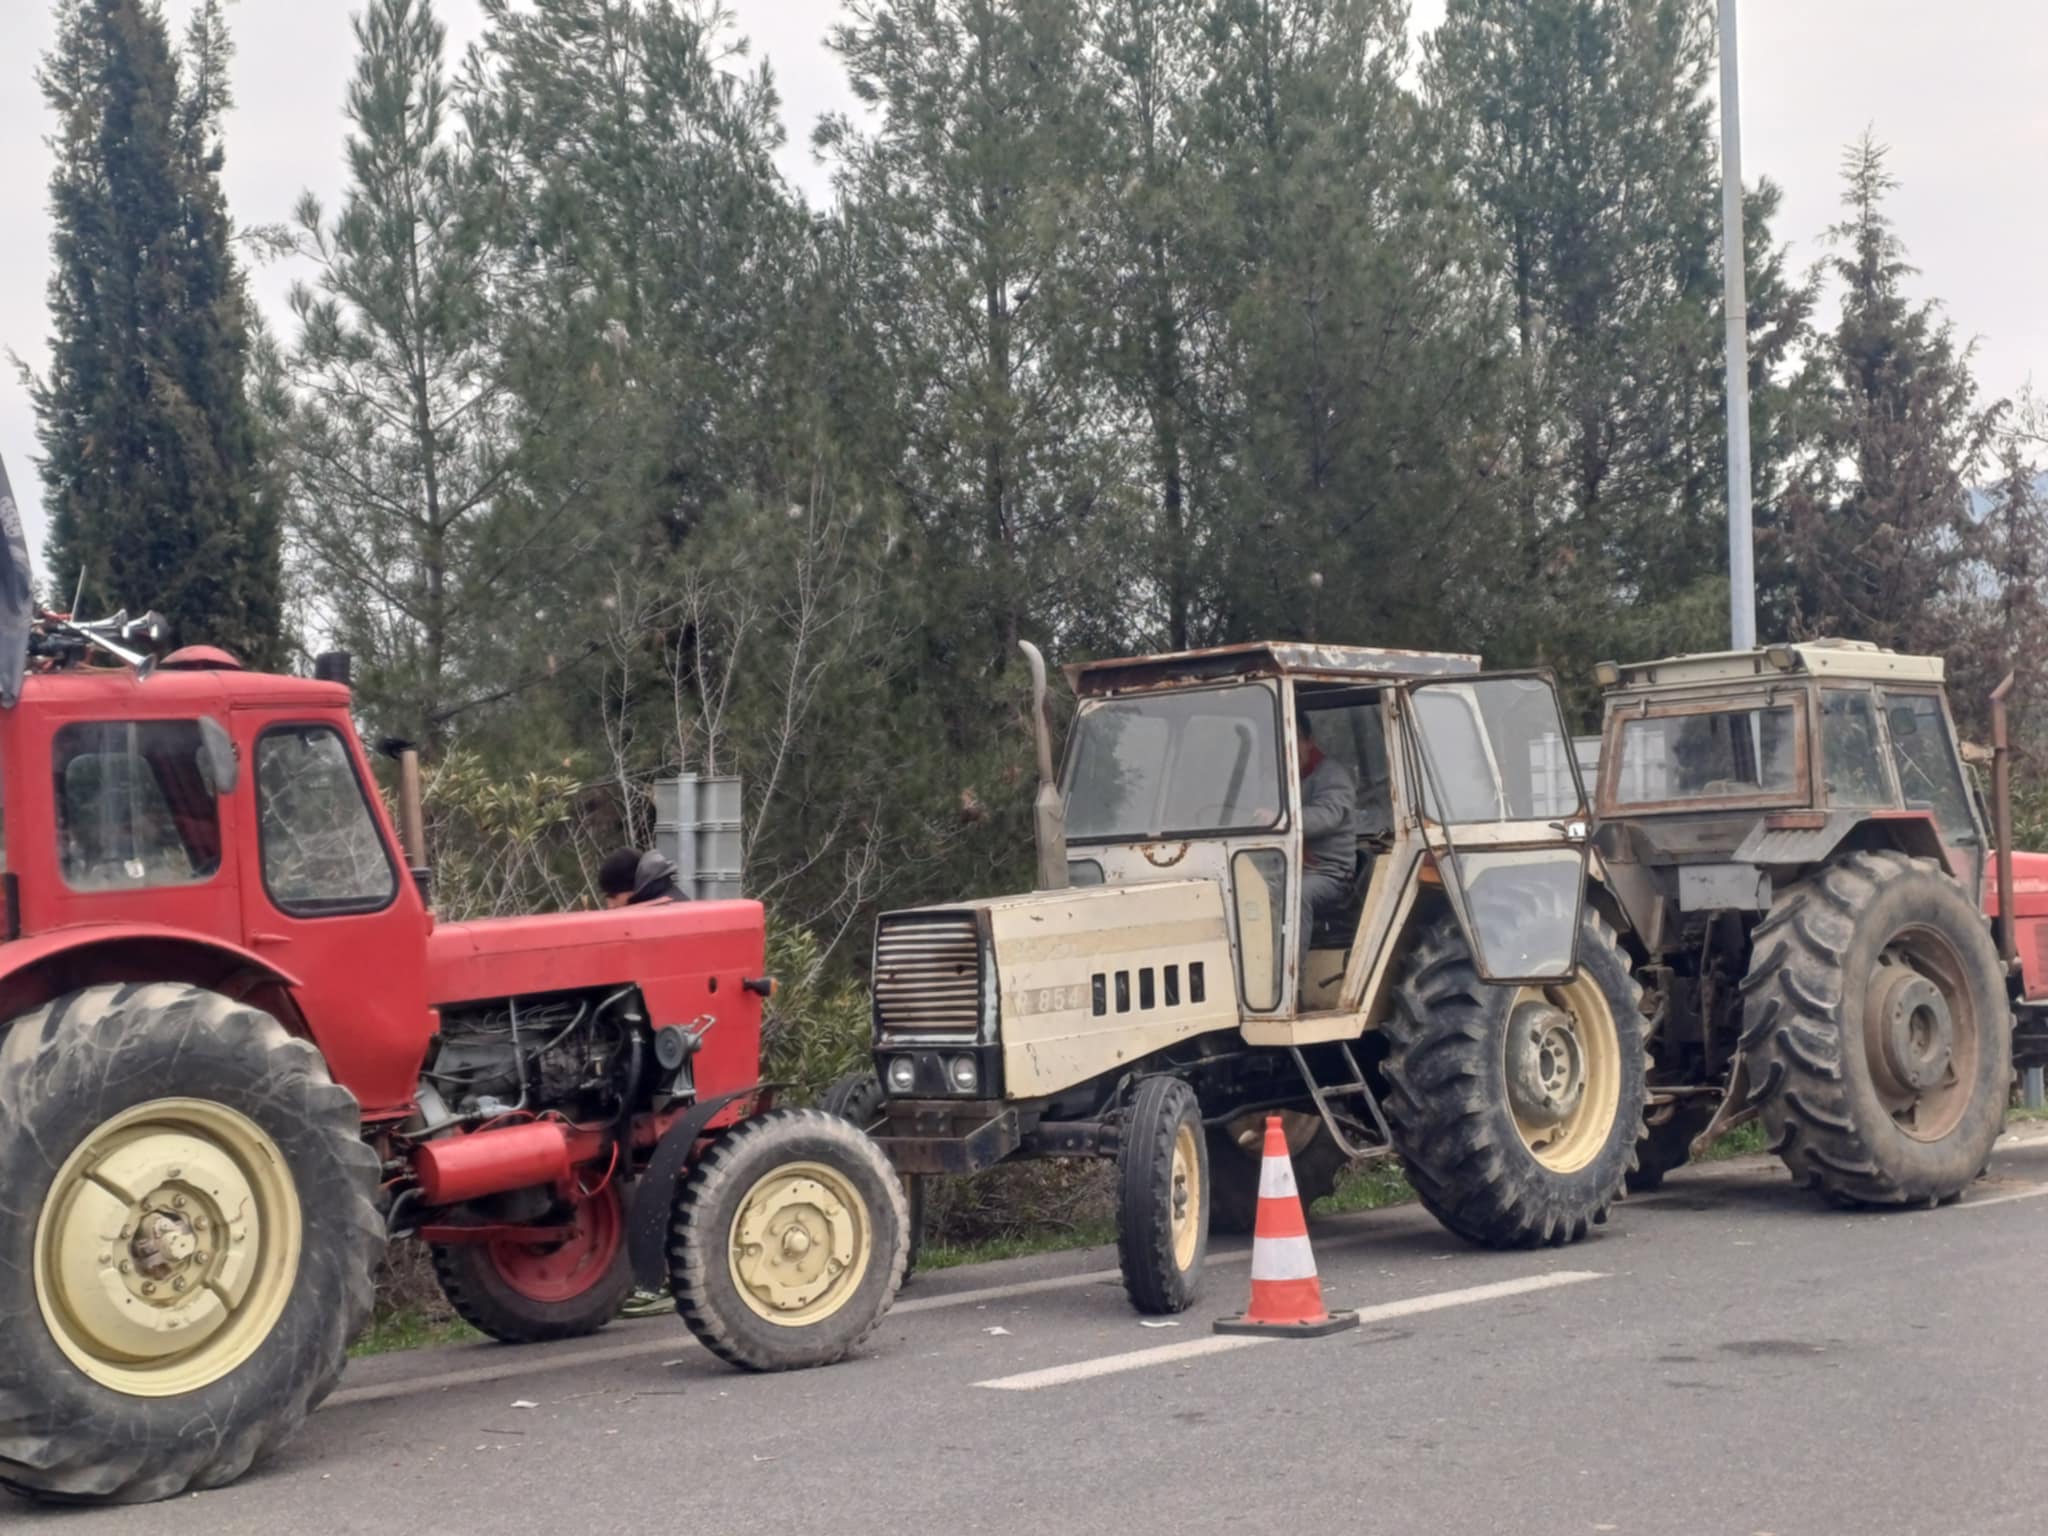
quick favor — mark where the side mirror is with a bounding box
[197,716,239,794]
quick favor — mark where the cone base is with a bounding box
[1213,1309,1360,1339]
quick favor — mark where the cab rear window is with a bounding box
[53,721,222,890]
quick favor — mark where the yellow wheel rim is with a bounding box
[727,1161,872,1328]
[1506,978,1623,1175]
[1170,1122,1202,1270]
[33,1097,302,1398]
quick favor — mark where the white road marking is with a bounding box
[327,1247,1267,1408]
[973,1269,1606,1392]
[1955,1183,2048,1210]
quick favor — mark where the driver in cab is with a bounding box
[1297,710,1358,974]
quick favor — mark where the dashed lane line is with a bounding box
[972,1269,1607,1392]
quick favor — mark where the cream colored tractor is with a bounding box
[840,643,1651,1312]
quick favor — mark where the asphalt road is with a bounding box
[17,1127,2048,1536]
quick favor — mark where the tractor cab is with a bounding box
[0,634,441,1110]
[1052,643,1594,1025]
[1589,641,1993,955]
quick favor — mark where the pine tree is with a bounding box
[822,0,1128,675]
[31,0,280,663]
[1772,134,1993,657]
[282,0,512,743]
[1425,0,1732,680]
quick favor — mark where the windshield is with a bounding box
[1064,683,1283,841]
[1611,703,1801,806]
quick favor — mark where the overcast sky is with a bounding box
[2,0,2042,580]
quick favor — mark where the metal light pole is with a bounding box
[1719,0,1756,651]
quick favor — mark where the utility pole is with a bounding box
[1719,0,1756,650]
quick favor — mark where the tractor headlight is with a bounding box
[885,1056,917,1094]
[949,1055,979,1093]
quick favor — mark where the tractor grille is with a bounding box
[874,911,984,1042]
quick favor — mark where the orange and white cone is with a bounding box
[1214,1114,1359,1338]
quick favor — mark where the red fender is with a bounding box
[0,922,303,1026]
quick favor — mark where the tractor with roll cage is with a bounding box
[830,641,1652,1315]
[1586,640,2042,1203]
[0,594,909,1506]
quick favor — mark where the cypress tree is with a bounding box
[31,0,280,663]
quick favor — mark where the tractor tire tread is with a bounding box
[1380,910,1648,1249]
[0,984,381,1504]
[668,1108,907,1371]
[1116,1075,1207,1314]
[1743,849,2011,1206]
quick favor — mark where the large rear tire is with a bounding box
[1116,1076,1209,1314]
[1207,1111,1345,1235]
[0,984,382,1504]
[1382,909,1648,1247]
[668,1108,907,1371]
[1740,850,2009,1205]
[430,1185,634,1343]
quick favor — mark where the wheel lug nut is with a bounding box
[173,1279,186,1293]
[142,1282,157,1295]
[119,1261,133,1275]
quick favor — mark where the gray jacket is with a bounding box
[1300,752,1359,880]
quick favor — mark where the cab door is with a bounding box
[1878,688,1987,897]
[233,713,435,1116]
[1398,673,1591,983]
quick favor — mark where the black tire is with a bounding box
[0,984,382,1504]
[1740,850,2011,1205]
[669,1108,908,1371]
[1382,909,1649,1248]
[1207,1114,1347,1236]
[819,1069,926,1274]
[430,1187,635,1343]
[1625,1104,1715,1193]
[1116,1076,1209,1314]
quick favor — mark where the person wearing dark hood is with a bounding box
[597,846,687,1319]
[598,847,687,908]
[1296,710,1358,978]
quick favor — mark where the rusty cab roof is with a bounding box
[1065,641,1481,698]
[1599,639,1945,700]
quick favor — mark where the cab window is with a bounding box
[53,721,223,890]
[1884,694,1975,847]
[257,726,397,914]
[1819,690,1892,807]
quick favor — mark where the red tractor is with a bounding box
[0,612,909,1504]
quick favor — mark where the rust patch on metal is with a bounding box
[1139,841,1192,868]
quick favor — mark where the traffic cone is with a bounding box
[1214,1114,1359,1338]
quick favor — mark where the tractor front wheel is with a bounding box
[431,1185,634,1343]
[1742,850,2009,1205]
[1382,910,1649,1248]
[668,1108,908,1371]
[1116,1076,1210,1313]
[0,985,382,1504]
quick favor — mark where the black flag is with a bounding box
[0,454,33,707]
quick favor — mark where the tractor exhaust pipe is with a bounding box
[1019,641,1068,890]
[379,737,431,904]
[1991,673,2017,968]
